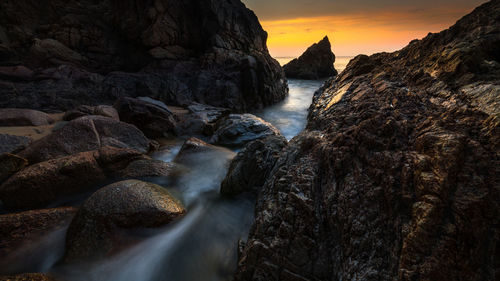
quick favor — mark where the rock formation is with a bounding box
[283,36,337,79]
[235,1,500,280]
[0,0,287,112]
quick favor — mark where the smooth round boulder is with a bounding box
[63,105,119,121]
[174,137,230,166]
[18,115,151,164]
[210,114,282,147]
[64,180,185,263]
[0,109,54,127]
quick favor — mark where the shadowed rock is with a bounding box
[0,273,57,281]
[283,36,337,79]
[0,134,32,154]
[0,109,54,127]
[63,105,119,121]
[0,154,27,184]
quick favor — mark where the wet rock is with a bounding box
[114,97,176,138]
[18,115,151,164]
[221,135,287,196]
[0,273,57,281]
[0,207,77,275]
[0,134,32,154]
[119,158,181,180]
[0,109,54,127]
[63,105,119,121]
[236,2,500,281]
[0,0,287,112]
[64,180,185,263]
[174,137,228,165]
[0,154,27,184]
[210,114,282,147]
[176,103,230,137]
[283,36,337,79]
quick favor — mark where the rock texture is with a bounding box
[0,154,27,184]
[283,36,337,80]
[0,134,31,154]
[0,109,54,126]
[0,0,287,112]
[18,115,151,164]
[0,273,57,281]
[63,105,119,121]
[64,180,185,263]
[236,2,500,281]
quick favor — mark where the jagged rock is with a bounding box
[18,115,151,164]
[0,273,57,281]
[210,114,282,147]
[63,105,119,121]
[114,97,176,138]
[221,135,287,196]
[0,109,54,127]
[0,134,32,154]
[0,154,27,184]
[283,36,337,79]
[236,2,500,281]
[64,180,185,263]
[0,0,287,112]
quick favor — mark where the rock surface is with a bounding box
[0,154,27,184]
[0,0,287,112]
[236,2,500,281]
[114,97,176,138]
[221,135,287,196]
[0,134,31,154]
[18,115,151,164]
[63,105,119,121]
[64,180,185,263]
[283,36,337,80]
[210,114,282,147]
[175,103,230,137]
[0,273,57,281]
[0,109,54,127]
[174,137,229,165]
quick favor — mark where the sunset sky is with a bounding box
[242,0,487,57]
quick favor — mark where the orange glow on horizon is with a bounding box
[261,7,478,57]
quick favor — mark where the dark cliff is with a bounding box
[0,0,288,112]
[236,1,499,280]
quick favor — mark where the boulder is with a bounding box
[0,109,54,127]
[0,154,27,184]
[18,115,151,164]
[63,105,119,121]
[0,147,177,210]
[0,207,77,275]
[210,114,282,147]
[114,97,176,138]
[174,137,228,165]
[64,180,185,263]
[0,134,32,154]
[176,103,230,137]
[283,36,337,79]
[221,135,287,196]
[0,273,57,281]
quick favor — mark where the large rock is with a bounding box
[0,0,287,112]
[0,134,31,154]
[63,105,119,121]
[236,2,499,281]
[0,147,178,210]
[114,97,176,138]
[0,273,57,281]
[0,154,27,184]
[64,180,185,263]
[283,36,337,80]
[18,115,151,164]
[210,114,282,147]
[175,103,230,137]
[174,137,229,165]
[221,135,287,196]
[0,109,54,126]
[0,207,77,275]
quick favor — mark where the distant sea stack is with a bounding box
[283,36,337,79]
[0,0,288,112]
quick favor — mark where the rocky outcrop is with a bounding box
[63,105,119,121]
[114,97,176,138]
[0,109,54,126]
[64,180,185,263]
[283,36,337,80]
[0,0,287,112]
[210,114,282,147]
[0,135,31,154]
[236,2,499,281]
[18,115,151,164]
[221,135,287,196]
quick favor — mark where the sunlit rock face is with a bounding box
[235,1,499,280]
[0,0,287,112]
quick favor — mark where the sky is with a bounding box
[242,0,488,57]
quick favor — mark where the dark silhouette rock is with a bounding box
[221,135,287,196]
[210,114,282,147]
[0,154,27,184]
[0,134,32,154]
[0,109,54,127]
[64,180,185,263]
[114,97,176,138]
[175,102,230,137]
[0,0,287,112]
[236,2,500,281]
[18,115,151,164]
[283,36,337,79]
[0,273,58,281]
[63,105,119,121]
